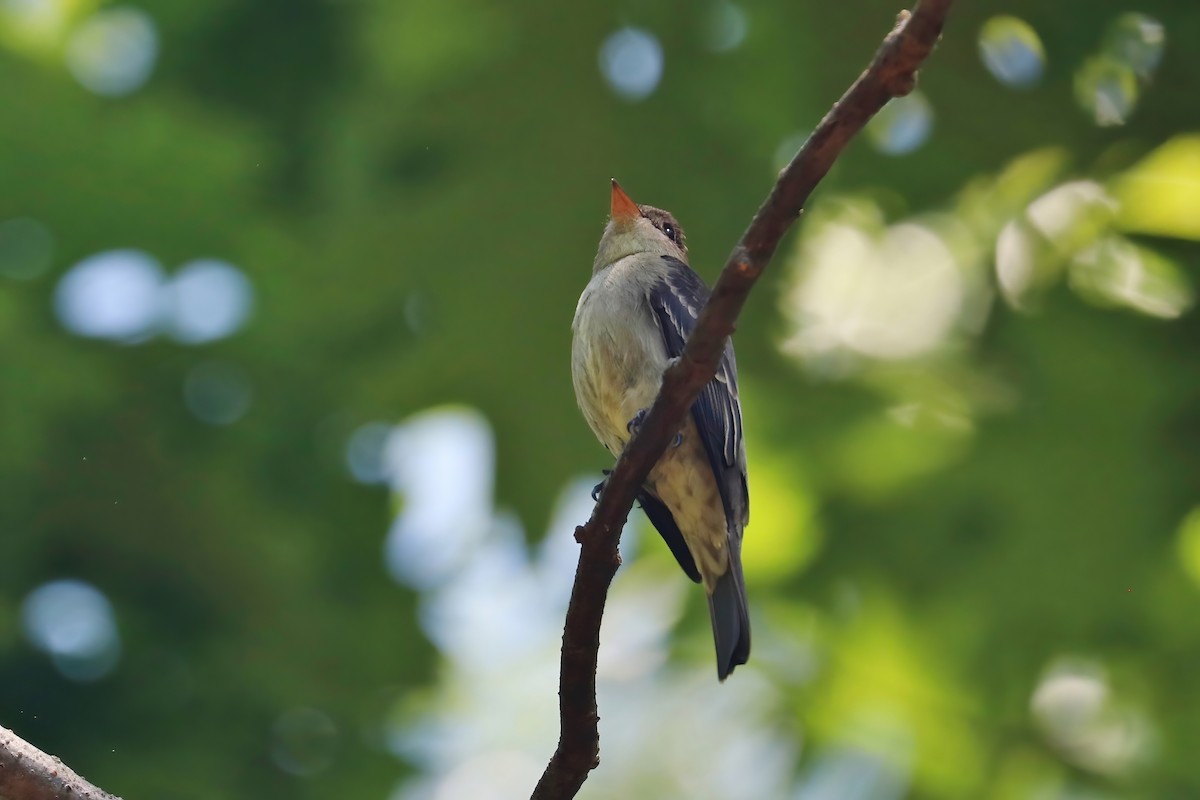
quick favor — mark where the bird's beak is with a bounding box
[610,179,641,222]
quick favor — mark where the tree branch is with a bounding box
[0,725,122,800]
[531,1,955,798]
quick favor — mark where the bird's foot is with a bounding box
[591,469,612,502]
[626,409,683,447]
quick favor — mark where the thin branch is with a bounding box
[0,725,122,800]
[531,1,955,798]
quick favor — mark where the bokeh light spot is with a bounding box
[599,27,663,101]
[22,579,121,682]
[416,751,542,800]
[66,6,158,97]
[996,180,1118,309]
[1175,506,1200,588]
[1112,134,1200,241]
[0,217,53,280]
[183,361,252,426]
[794,741,910,800]
[995,220,1038,308]
[978,16,1045,88]
[383,407,495,589]
[54,249,164,342]
[1031,658,1152,775]
[1104,13,1164,79]
[418,512,547,669]
[165,259,254,344]
[1026,180,1116,244]
[2,0,60,27]
[538,476,640,606]
[781,217,964,364]
[1075,56,1137,127]
[1071,236,1192,319]
[866,92,933,155]
[270,708,339,777]
[345,421,394,485]
[702,1,747,54]
[0,0,75,52]
[1031,661,1108,736]
[738,437,819,583]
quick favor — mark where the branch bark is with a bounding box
[531,1,955,798]
[0,725,122,800]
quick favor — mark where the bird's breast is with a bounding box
[572,269,667,453]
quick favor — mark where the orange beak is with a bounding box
[610,179,641,221]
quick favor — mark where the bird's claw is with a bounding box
[591,469,612,502]
[626,409,681,446]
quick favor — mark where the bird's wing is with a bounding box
[637,489,701,583]
[647,256,749,530]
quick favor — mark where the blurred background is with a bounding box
[2,0,1198,797]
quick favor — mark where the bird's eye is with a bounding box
[662,223,676,242]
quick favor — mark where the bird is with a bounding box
[571,179,750,680]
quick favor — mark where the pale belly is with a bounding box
[572,345,659,455]
[571,284,665,455]
[647,419,730,588]
[572,287,730,587]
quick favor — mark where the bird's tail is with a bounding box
[708,553,750,681]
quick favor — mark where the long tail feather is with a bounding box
[708,558,750,681]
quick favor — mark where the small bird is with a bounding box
[571,179,750,680]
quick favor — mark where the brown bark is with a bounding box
[0,725,122,800]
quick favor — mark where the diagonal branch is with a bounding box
[531,1,955,798]
[0,725,122,800]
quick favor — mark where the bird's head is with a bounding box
[593,179,688,272]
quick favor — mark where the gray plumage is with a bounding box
[571,184,750,680]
